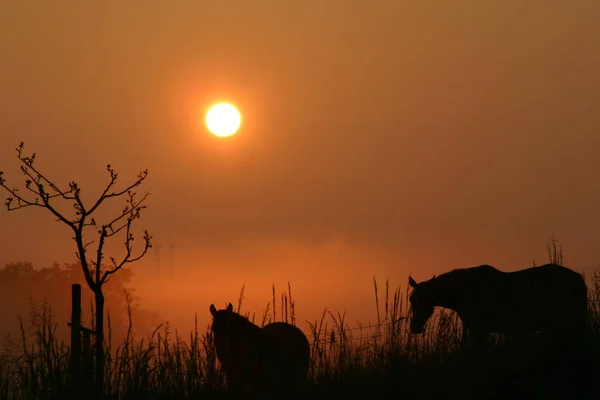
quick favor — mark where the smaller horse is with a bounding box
[407,263,588,353]
[210,303,311,398]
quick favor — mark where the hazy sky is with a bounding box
[1,1,599,329]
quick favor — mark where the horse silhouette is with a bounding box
[209,303,311,398]
[408,263,588,352]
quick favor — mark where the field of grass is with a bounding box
[0,272,599,400]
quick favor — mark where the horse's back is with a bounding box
[458,264,587,335]
[510,264,587,306]
[260,322,310,392]
[505,264,587,333]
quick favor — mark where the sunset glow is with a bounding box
[205,103,241,137]
[1,2,600,396]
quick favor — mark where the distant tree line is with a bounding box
[0,260,162,352]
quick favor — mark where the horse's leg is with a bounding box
[226,375,244,400]
[470,330,487,360]
[460,325,470,354]
[461,327,483,356]
[227,369,253,400]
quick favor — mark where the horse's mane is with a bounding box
[227,311,260,329]
[431,264,500,283]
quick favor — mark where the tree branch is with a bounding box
[1,145,78,231]
[102,227,152,285]
[104,192,149,238]
[86,166,148,217]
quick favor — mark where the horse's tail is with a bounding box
[581,272,590,332]
[570,271,590,342]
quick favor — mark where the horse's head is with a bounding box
[209,302,238,338]
[408,276,435,334]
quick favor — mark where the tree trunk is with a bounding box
[94,289,105,400]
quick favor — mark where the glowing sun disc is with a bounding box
[205,103,241,137]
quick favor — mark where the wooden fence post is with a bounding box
[69,284,82,399]
[82,326,95,393]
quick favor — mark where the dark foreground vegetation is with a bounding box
[0,270,599,400]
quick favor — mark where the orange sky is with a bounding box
[1,1,600,333]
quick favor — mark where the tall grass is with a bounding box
[0,274,599,399]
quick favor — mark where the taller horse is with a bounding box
[209,303,311,398]
[407,263,588,351]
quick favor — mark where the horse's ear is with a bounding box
[210,304,217,316]
[432,274,437,279]
[226,303,233,312]
[408,276,418,288]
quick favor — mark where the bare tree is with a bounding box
[0,142,152,398]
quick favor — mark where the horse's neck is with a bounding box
[430,279,459,311]
[216,323,261,363]
[235,322,262,345]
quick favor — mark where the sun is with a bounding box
[205,103,241,137]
